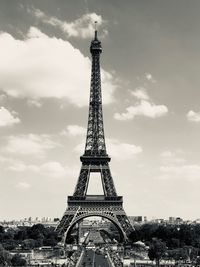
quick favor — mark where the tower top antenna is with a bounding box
[95,21,97,30]
[94,21,98,39]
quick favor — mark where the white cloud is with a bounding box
[158,150,200,181]
[74,141,85,155]
[7,158,77,178]
[61,125,86,136]
[8,161,39,172]
[160,150,185,165]
[74,138,142,160]
[4,134,58,157]
[107,138,142,160]
[33,9,107,39]
[131,87,149,100]
[40,161,68,178]
[114,100,168,120]
[16,182,31,189]
[187,110,200,122]
[159,164,200,181]
[27,99,42,108]
[145,73,156,83]
[0,94,7,103]
[9,162,28,172]
[157,150,200,181]
[0,107,20,127]
[0,27,116,107]
[161,150,173,158]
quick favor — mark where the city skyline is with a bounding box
[1,0,200,221]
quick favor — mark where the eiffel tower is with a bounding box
[57,28,134,243]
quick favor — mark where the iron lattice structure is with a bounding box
[57,30,134,243]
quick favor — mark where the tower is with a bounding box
[57,29,134,243]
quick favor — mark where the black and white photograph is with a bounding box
[0,1,200,266]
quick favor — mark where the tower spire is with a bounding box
[94,21,98,40]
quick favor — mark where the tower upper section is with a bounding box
[90,30,102,54]
[81,30,109,163]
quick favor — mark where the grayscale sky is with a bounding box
[1,0,200,221]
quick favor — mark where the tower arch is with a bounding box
[63,212,126,244]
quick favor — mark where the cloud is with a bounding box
[0,107,20,127]
[159,164,200,181]
[158,150,199,181]
[40,161,68,178]
[16,182,31,189]
[161,150,173,158]
[0,27,116,107]
[7,158,77,178]
[3,134,58,157]
[27,99,42,108]
[0,94,7,103]
[32,9,107,39]
[187,110,200,122]
[0,157,37,173]
[8,161,39,172]
[131,87,149,100]
[114,100,168,120]
[74,138,142,160]
[106,138,142,160]
[160,150,185,165]
[74,141,85,155]
[61,125,86,136]
[145,73,156,83]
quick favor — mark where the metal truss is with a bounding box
[57,202,133,243]
[57,31,134,243]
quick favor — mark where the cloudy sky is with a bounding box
[1,0,200,221]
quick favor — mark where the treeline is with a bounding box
[0,224,61,251]
[1,223,200,266]
[130,223,200,266]
[131,223,200,249]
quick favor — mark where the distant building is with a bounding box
[176,217,183,224]
[152,218,165,224]
[169,217,183,224]
[169,217,176,224]
[194,218,200,224]
[128,216,143,225]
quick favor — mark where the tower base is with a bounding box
[56,195,133,243]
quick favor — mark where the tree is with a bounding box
[148,238,167,267]
[130,241,148,267]
[0,226,4,233]
[179,225,195,246]
[2,239,17,250]
[169,238,180,249]
[195,256,200,267]
[184,246,198,263]
[168,248,188,263]
[129,229,140,243]
[0,244,11,266]
[11,254,26,266]
[14,227,28,240]
[140,223,159,242]
[28,224,46,240]
[22,239,36,250]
